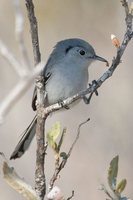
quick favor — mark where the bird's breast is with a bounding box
[45,64,89,105]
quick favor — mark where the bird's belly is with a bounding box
[45,71,88,105]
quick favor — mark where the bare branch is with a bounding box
[13,0,31,69]
[121,0,129,17]
[67,118,90,157]
[67,191,74,200]
[24,0,46,199]
[25,0,41,65]
[57,128,67,153]
[0,62,44,124]
[0,40,26,77]
[35,75,46,199]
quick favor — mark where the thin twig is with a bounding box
[0,0,43,124]
[14,0,31,69]
[0,62,44,124]
[57,128,67,153]
[66,118,90,158]
[0,40,26,77]
[67,190,74,200]
[25,0,41,65]
[121,0,129,17]
[49,118,90,190]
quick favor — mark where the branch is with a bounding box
[35,75,46,199]
[0,62,44,124]
[24,1,46,199]
[0,40,26,77]
[25,0,41,65]
[67,191,75,200]
[121,0,129,17]
[49,119,90,190]
[0,0,44,123]
[13,0,31,69]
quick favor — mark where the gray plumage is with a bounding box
[10,38,108,159]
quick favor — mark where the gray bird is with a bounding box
[10,38,108,159]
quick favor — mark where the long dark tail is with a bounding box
[10,115,37,159]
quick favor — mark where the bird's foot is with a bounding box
[58,100,70,109]
[83,80,99,104]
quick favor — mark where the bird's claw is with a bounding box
[58,100,70,109]
[83,80,99,104]
[89,80,99,96]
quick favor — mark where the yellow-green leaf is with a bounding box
[47,122,61,151]
[108,155,119,190]
[116,179,127,194]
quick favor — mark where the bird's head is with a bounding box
[50,38,109,69]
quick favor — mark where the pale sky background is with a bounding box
[0,0,133,200]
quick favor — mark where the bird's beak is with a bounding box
[95,55,109,66]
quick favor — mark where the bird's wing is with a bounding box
[32,87,37,111]
[31,72,51,111]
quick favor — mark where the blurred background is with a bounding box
[0,0,133,199]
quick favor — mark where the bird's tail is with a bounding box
[10,115,37,159]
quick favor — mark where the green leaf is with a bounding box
[108,155,119,191]
[116,179,127,194]
[47,122,61,152]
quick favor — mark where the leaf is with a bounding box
[47,122,61,152]
[116,179,127,194]
[108,155,119,191]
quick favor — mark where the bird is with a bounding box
[10,38,108,159]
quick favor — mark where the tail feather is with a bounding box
[10,115,37,160]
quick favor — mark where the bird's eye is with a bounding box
[79,50,85,55]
